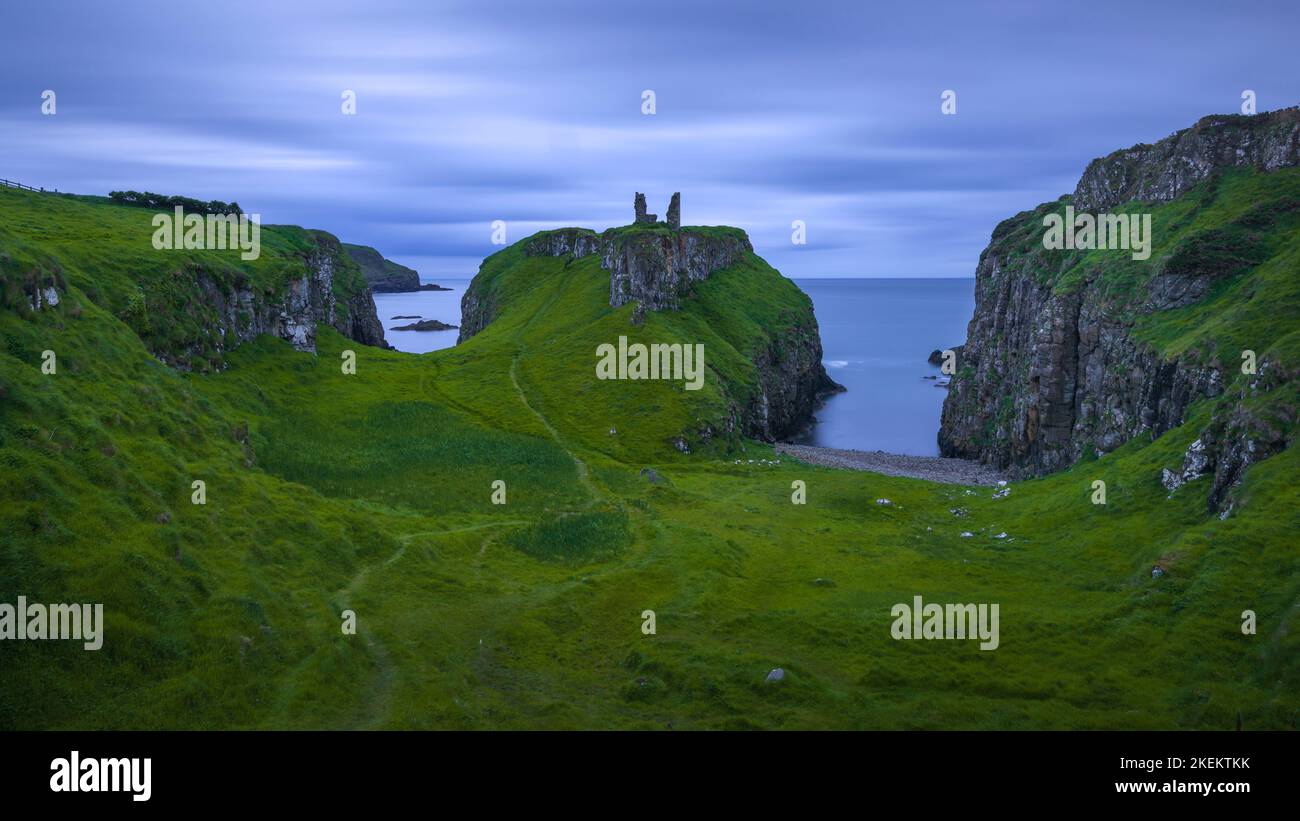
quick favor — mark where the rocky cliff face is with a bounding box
[938,242,1225,475]
[343,242,422,292]
[1074,109,1300,211]
[603,228,751,311]
[460,223,839,442]
[524,227,601,259]
[940,108,1300,510]
[158,232,386,370]
[456,271,501,343]
[742,316,841,442]
[512,225,752,310]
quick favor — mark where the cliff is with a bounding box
[940,107,1300,511]
[0,189,387,372]
[1074,109,1300,211]
[277,235,387,351]
[343,242,422,292]
[148,231,387,370]
[602,225,752,311]
[459,219,840,445]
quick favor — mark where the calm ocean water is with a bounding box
[372,279,471,354]
[379,275,974,455]
[791,277,974,456]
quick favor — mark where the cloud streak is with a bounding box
[3,0,1298,277]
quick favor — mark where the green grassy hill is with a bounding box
[1,186,1296,729]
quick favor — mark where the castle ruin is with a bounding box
[634,192,681,229]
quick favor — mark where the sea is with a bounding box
[790,278,974,456]
[372,282,470,355]
[376,276,975,456]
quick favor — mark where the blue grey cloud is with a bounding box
[3,0,1297,277]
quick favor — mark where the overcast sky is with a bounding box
[4,0,1298,278]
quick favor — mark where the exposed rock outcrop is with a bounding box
[1193,354,1292,510]
[737,307,842,442]
[940,109,1300,510]
[603,228,752,310]
[1074,108,1300,211]
[457,278,496,344]
[11,261,66,313]
[524,228,600,258]
[463,223,754,331]
[169,232,386,369]
[939,260,1225,476]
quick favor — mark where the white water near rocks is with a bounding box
[791,277,975,456]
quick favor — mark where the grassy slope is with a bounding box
[0,186,1296,729]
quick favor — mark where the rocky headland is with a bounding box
[344,242,451,292]
[458,193,842,442]
[939,108,1300,510]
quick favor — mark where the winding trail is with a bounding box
[270,521,526,730]
[509,355,601,503]
[308,269,602,728]
[776,442,1006,486]
[505,273,603,504]
[345,521,529,728]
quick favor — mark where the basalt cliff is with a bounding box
[458,194,840,444]
[940,107,1300,511]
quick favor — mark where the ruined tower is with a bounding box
[633,192,679,227]
[634,192,657,224]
